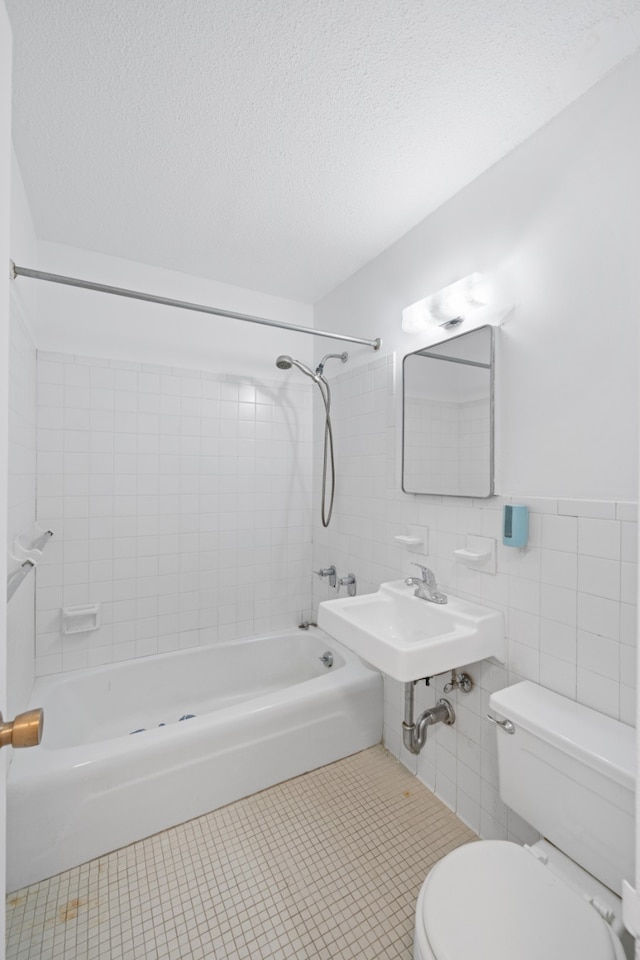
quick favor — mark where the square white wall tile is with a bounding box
[540,514,578,553]
[36,352,314,674]
[577,518,621,560]
[578,556,621,601]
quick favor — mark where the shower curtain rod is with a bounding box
[10,262,381,350]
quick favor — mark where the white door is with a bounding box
[1,3,13,957]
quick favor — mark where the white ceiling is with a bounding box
[7,0,640,302]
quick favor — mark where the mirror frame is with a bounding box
[401,324,495,498]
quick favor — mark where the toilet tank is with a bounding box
[490,681,635,896]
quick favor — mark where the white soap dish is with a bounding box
[393,527,427,553]
[454,547,490,561]
[394,535,423,547]
[453,536,496,574]
[62,604,101,635]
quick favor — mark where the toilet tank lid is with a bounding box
[489,682,635,791]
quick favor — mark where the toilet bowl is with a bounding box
[414,840,627,960]
[413,682,635,960]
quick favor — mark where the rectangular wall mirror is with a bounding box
[402,324,495,497]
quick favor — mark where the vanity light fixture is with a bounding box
[402,272,492,333]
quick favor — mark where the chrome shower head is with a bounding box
[275,355,319,381]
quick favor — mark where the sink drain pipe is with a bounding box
[402,682,455,755]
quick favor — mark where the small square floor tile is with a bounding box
[7,745,475,959]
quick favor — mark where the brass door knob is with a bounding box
[0,708,44,749]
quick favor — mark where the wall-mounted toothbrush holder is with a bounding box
[6,525,55,603]
[11,542,43,565]
[32,525,54,551]
[7,560,36,602]
[13,523,54,560]
[453,536,497,575]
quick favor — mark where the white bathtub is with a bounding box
[8,628,382,891]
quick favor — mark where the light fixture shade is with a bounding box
[401,299,431,333]
[402,273,495,333]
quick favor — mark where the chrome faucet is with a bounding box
[314,565,337,588]
[337,572,357,597]
[405,563,448,605]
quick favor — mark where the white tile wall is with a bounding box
[8,315,36,541]
[7,306,37,715]
[35,352,314,675]
[312,354,637,841]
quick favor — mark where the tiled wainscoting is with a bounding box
[312,353,637,841]
[34,351,314,676]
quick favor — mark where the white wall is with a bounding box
[1,0,13,946]
[25,241,315,380]
[312,52,640,842]
[314,51,640,502]
[7,151,38,717]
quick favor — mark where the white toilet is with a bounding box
[414,680,636,960]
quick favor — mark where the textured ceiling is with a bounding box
[7,0,640,301]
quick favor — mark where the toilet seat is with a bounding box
[414,841,625,960]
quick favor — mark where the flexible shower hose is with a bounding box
[317,375,335,528]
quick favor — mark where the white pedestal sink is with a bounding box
[318,579,506,681]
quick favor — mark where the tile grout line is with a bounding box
[6,745,475,960]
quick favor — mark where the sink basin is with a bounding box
[318,580,506,681]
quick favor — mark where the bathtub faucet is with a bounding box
[337,573,356,597]
[405,564,447,605]
[314,565,337,588]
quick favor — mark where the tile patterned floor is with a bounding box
[6,745,475,959]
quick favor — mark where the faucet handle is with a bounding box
[337,573,357,597]
[315,565,337,588]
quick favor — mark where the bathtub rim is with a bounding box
[31,623,346,694]
[12,628,379,763]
